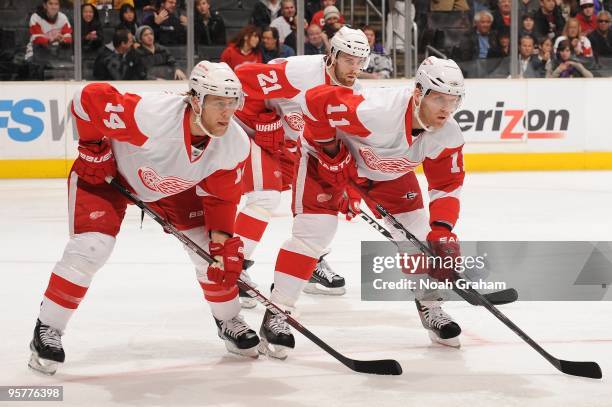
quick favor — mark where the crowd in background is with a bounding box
[442,0,612,77]
[3,0,612,80]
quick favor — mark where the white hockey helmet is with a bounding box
[188,60,243,137]
[413,56,465,132]
[415,56,465,104]
[329,26,371,69]
[189,60,244,108]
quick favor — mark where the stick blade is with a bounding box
[349,359,403,375]
[559,360,602,379]
[482,288,518,305]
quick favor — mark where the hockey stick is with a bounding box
[105,176,402,376]
[372,202,602,379]
[354,209,518,306]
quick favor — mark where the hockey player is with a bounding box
[258,56,467,358]
[232,26,370,308]
[28,61,260,376]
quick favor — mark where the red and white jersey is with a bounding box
[235,54,361,141]
[71,83,250,234]
[303,84,465,227]
[26,11,73,59]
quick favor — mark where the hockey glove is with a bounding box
[338,185,362,221]
[253,112,284,154]
[315,141,358,187]
[207,237,245,289]
[426,224,461,282]
[73,138,116,185]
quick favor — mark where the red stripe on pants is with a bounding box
[199,282,239,303]
[235,212,268,242]
[44,273,89,309]
[275,249,318,280]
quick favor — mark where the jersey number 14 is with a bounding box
[103,103,126,129]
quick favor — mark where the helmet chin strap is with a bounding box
[413,94,435,133]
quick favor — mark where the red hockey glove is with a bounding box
[253,112,284,154]
[426,224,461,282]
[207,237,244,289]
[315,141,358,187]
[73,138,116,185]
[338,185,362,221]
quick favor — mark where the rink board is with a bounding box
[0,79,610,178]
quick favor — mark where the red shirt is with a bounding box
[577,13,597,36]
[220,44,263,70]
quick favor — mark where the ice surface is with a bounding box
[1,172,611,406]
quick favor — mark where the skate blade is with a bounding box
[302,282,346,296]
[28,352,60,376]
[428,330,461,348]
[223,340,259,358]
[239,297,257,309]
[257,338,291,360]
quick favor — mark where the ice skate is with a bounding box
[28,319,65,376]
[303,252,346,296]
[215,315,260,358]
[258,309,295,360]
[415,299,461,348]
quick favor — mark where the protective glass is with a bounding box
[337,52,369,70]
[205,97,240,111]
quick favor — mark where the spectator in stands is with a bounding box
[305,0,321,22]
[93,28,145,79]
[270,0,296,43]
[547,38,594,75]
[466,10,498,60]
[220,25,262,69]
[554,17,594,60]
[526,36,553,75]
[283,14,309,52]
[260,26,295,63]
[360,25,393,79]
[520,13,537,38]
[518,34,540,76]
[529,36,554,75]
[362,24,385,54]
[557,0,579,22]
[322,5,343,39]
[520,0,541,15]
[429,0,470,11]
[81,3,104,54]
[143,0,187,46]
[135,25,186,79]
[534,0,565,39]
[137,0,158,22]
[492,0,511,33]
[310,0,345,27]
[194,0,226,46]
[85,0,135,10]
[588,10,612,59]
[487,28,510,58]
[304,23,329,54]
[252,0,281,29]
[116,4,139,36]
[26,0,73,62]
[576,0,598,35]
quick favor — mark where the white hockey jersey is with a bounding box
[71,83,250,233]
[302,84,465,228]
[234,54,361,141]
